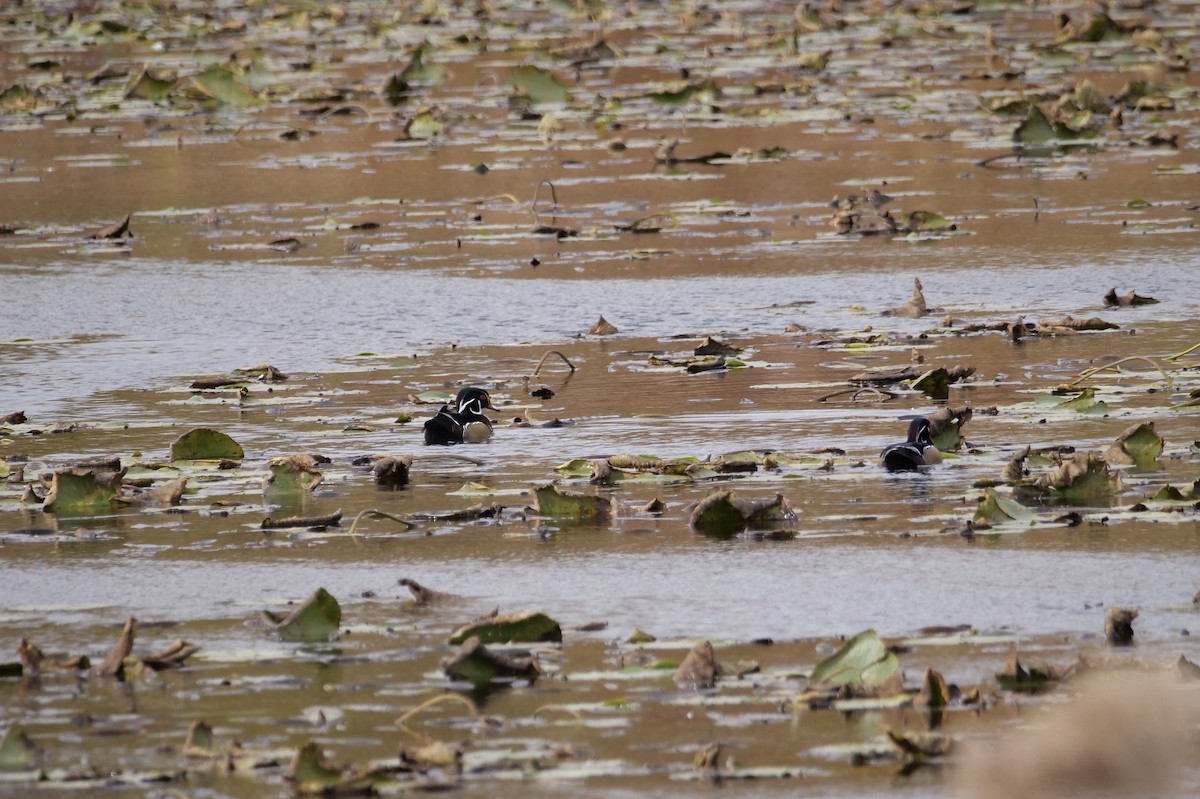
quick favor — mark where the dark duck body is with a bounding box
[423,387,495,446]
[880,417,942,472]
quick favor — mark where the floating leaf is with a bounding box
[1104,422,1163,467]
[974,488,1036,526]
[533,484,611,520]
[288,742,381,795]
[505,65,570,104]
[1103,288,1159,307]
[1022,453,1120,500]
[264,588,341,642]
[674,640,720,688]
[913,668,950,709]
[442,636,540,687]
[1104,607,1137,646]
[1014,105,1095,145]
[809,629,898,687]
[647,79,719,105]
[588,315,618,335]
[405,106,445,140]
[448,611,562,645]
[905,211,952,231]
[689,490,794,537]
[124,67,175,101]
[171,428,244,461]
[42,467,122,513]
[263,454,324,495]
[0,724,40,771]
[1053,387,1110,415]
[190,64,264,108]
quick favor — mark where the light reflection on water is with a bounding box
[3,246,1197,416]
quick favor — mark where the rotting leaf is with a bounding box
[442,636,540,687]
[913,668,951,709]
[883,277,928,318]
[995,650,1073,693]
[93,617,136,678]
[287,741,380,796]
[398,578,456,605]
[124,67,175,102]
[674,641,720,689]
[1103,288,1159,307]
[809,629,898,687]
[89,214,132,240]
[533,484,611,520]
[1104,607,1137,646]
[264,587,341,643]
[1022,453,1120,500]
[405,106,445,140]
[182,721,217,758]
[588,315,618,335]
[263,454,324,495]
[171,428,244,461]
[1053,387,1110,415]
[1104,422,1163,467]
[448,611,562,645]
[927,406,972,451]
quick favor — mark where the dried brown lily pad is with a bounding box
[88,213,132,240]
[883,277,928,318]
[674,640,721,689]
[914,668,951,709]
[1019,453,1121,501]
[398,577,456,605]
[93,617,137,677]
[588,315,618,335]
[372,455,412,488]
[447,611,562,645]
[1037,315,1119,334]
[1104,607,1137,646]
[1103,288,1159,307]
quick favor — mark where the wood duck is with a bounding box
[423,387,495,446]
[880,416,942,472]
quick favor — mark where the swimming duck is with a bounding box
[880,416,942,472]
[423,387,495,446]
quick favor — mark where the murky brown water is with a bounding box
[3,1,1200,796]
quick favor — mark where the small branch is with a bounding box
[532,179,559,227]
[346,508,415,539]
[532,349,576,376]
[396,694,479,740]
[409,453,484,466]
[817,386,897,403]
[261,510,343,530]
[1070,356,1173,387]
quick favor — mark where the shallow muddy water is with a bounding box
[2,1,1200,797]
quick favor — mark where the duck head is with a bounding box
[906,416,934,447]
[455,387,495,416]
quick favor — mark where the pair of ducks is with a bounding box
[425,386,941,473]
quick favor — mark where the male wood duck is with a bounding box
[423,387,495,445]
[880,416,942,472]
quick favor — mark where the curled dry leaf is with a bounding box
[914,668,951,709]
[1104,288,1159,307]
[1002,445,1031,483]
[372,455,412,488]
[1104,607,1137,646]
[398,577,456,605]
[883,277,927,318]
[1026,453,1121,500]
[93,617,137,677]
[88,213,132,240]
[588,315,618,335]
[263,454,324,494]
[674,640,720,689]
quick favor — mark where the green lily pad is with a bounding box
[1052,387,1111,415]
[448,611,562,645]
[974,488,1036,526]
[905,211,952,231]
[689,490,794,537]
[42,467,122,513]
[505,65,569,104]
[124,67,175,102]
[809,629,898,687]
[191,64,265,108]
[1104,421,1163,467]
[288,741,382,794]
[647,79,719,105]
[1014,105,1096,146]
[171,428,244,461]
[405,106,445,140]
[1021,453,1120,501]
[533,484,611,520]
[263,588,341,642]
[442,636,540,687]
[263,454,323,496]
[0,724,40,771]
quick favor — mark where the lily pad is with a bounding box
[263,454,324,495]
[505,65,569,104]
[689,490,794,537]
[533,484,611,520]
[42,466,122,513]
[448,611,562,645]
[809,629,899,687]
[190,64,264,108]
[1104,422,1163,467]
[974,488,1036,526]
[1020,453,1121,501]
[263,588,341,643]
[171,428,244,461]
[442,636,540,687]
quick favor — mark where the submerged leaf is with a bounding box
[265,588,341,642]
[448,611,562,645]
[171,428,244,461]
